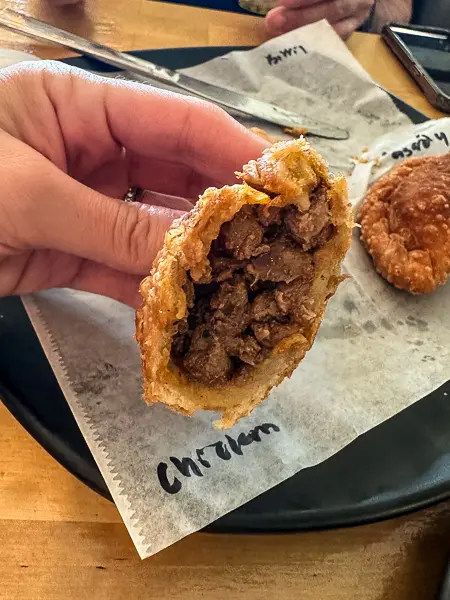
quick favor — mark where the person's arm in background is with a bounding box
[373,0,412,31]
[266,0,413,39]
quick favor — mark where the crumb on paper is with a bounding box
[285,126,309,137]
[362,146,369,152]
[250,127,282,143]
[351,155,369,164]
[249,126,309,144]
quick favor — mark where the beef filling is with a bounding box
[171,184,333,385]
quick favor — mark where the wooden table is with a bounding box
[0,2,448,599]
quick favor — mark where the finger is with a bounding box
[20,154,185,275]
[277,0,324,8]
[0,247,142,307]
[128,154,223,199]
[266,0,353,35]
[69,262,143,308]
[333,16,365,39]
[265,6,288,35]
[36,63,268,184]
[80,153,129,199]
[139,190,195,212]
[45,0,84,5]
[79,152,219,201]
[280,0,373,17]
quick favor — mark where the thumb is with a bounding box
[27,166,184,275]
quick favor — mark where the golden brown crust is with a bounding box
[359,154,450,294]
[136,140,352,428]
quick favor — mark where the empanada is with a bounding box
[359,154,450,294]
[136,139,352,428]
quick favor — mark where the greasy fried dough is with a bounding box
[136,140,352,428]
[359,154,450,294]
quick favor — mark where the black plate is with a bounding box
[1,47,449,533]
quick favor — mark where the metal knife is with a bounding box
[0,9,349,140]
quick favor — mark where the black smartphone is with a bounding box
[382,22,450,113]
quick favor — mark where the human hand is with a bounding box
[0,62,266,307]
[265,0,374,39]
[43,0,84,6]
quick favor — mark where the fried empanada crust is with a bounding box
[359,154,450,294]
[136,140,352,428]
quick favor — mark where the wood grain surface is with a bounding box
[0,1,448,598]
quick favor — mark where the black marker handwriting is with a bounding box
[265,45,307,66]
[157,423,281,494]
[391,132,449,160]
[435,131,449,147]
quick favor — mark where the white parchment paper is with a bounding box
[19,22,450,558]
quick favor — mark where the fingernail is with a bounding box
[266,8,287,34]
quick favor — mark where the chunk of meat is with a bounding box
[210,255,242,282]
[188,295,212,330]
[251,291,282,321]
[292,302,316,329]
[256,205,282,227]
[274,254,314,314]
[252,244,271,257]
[225,335,263,366]
[183,328,231,384]
[172,189,335,386]
[252,321,298,348]
[276,282,316,327]
[221,205,264,259]
[210,277,250,337]
[247,239,314,283]
[310,224,334,249]
[284,186,331,250]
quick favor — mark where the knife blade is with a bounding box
[0,9,349,140]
